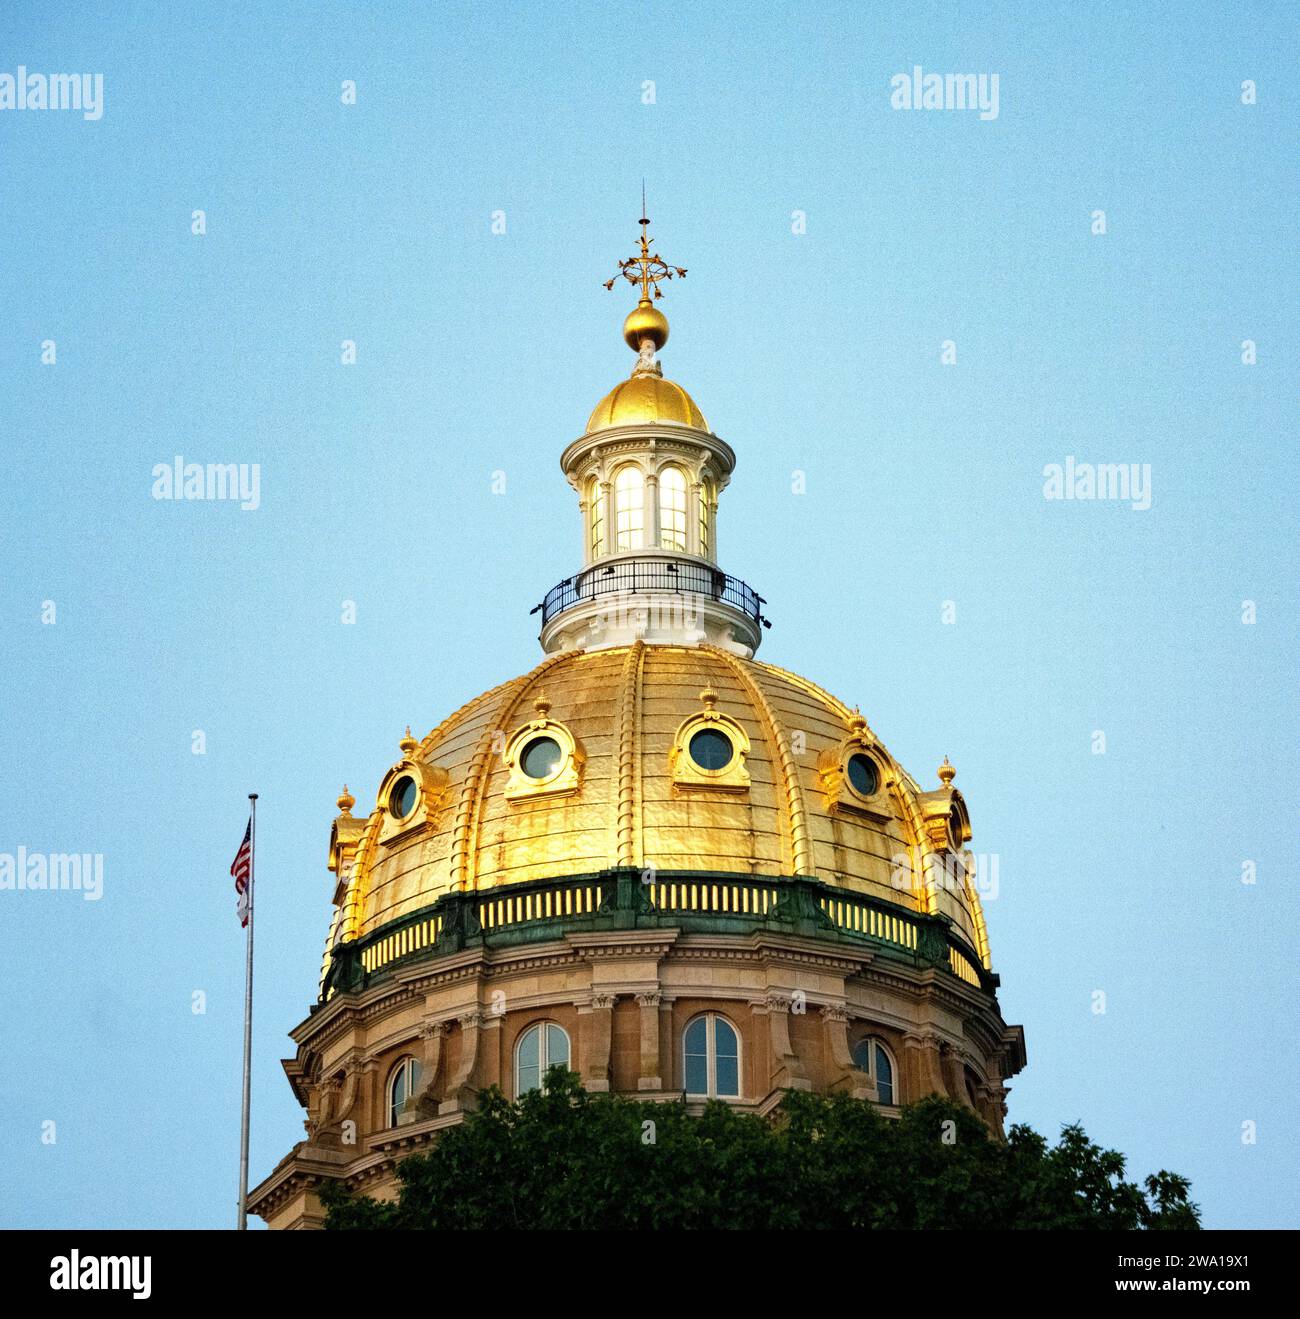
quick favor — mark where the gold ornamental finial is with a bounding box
[938,756,956,788]
[337,784,355,815]
[700,685,719,713]
[603,197,686,356]
[534,694,552,720]
[399,726,417,758]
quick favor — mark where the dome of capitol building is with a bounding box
[251,216,1026,1230]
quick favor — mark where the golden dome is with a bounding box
[335,644,990,970]
[586,373,708,434]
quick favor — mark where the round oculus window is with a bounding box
[688,728,733,771]
[520,735,563,780]
[390,775,418,820]
[846,752,878,797]
[949,808,964,849]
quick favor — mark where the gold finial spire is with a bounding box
[337,784,355,815]
[938,756,956,788]
[603,199,686,359]
[399,726,417,758]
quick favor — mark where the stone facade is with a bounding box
[250,914,1025,1229]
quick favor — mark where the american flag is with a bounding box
[231,818,252,928]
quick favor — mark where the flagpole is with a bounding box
[237,792,257,1231]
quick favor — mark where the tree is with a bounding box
[321,1069,1199,1230]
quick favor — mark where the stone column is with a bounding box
[822,1004,876,1100]
[359,1054,380,1134]
[313,1050,366,1146]
[635,991,663,1090]
[312,1075,339,1136]
[404,1020,448,1121]
[333,1050,362,1128]
[480,1012,504,1092]
[902,1030,948,1099]
[579,992,616,1092]
[645,472,659,549]
[987,1082,1010,1136]
[688,480,703,557]
[599,480,612,557]
[659,996,675,1089]
[440,1011,484,1114]
[942,1043,975,1109]
[758,992,811,1094]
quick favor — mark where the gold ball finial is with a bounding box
[700,685,719,713]
[399,726,418,758]
[534,694,552,720]
[337,784,355,815]
[938,756,956,788]
[623,300,669,351]
[605,206,685,354]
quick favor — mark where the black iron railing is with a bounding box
[533,558,768,630]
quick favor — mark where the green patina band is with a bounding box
[319,868,996,1004]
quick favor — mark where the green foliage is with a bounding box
[321,1068,1199,1230]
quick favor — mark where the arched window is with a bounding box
[697,479,712,557]
[387,1055,421,1126]
[659,466,687,551]
[587,477,605,559]
[614,465,644,552]
[516,1022,571,1097]
[683,1013,740,1098]
[851,1037,895,1106]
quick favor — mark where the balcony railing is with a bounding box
[321,870,995,1001]
[533,558,768,630]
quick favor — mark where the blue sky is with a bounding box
[0,1,1295,1229]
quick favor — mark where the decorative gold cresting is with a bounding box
[604,202,686,373]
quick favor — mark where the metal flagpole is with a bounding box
[237,792,257,1230]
